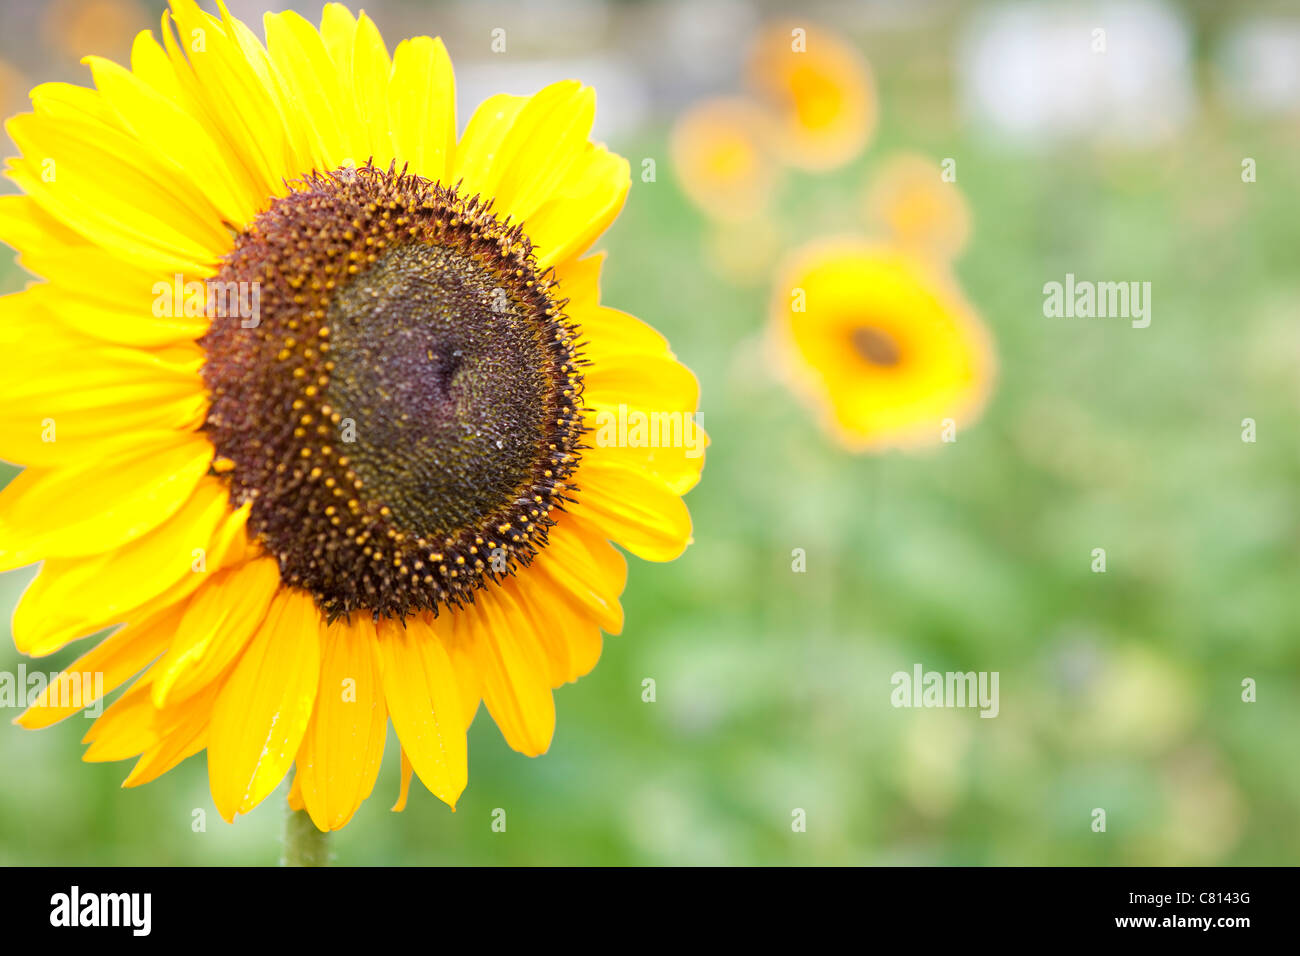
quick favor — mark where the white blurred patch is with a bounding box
[223,0,287,23]
[447,0,613,54]
[656,0,759,93]
[1216,17,1300,115]
[456,56,648,141]
[957,0,1194,147]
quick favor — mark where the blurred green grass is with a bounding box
[0,42,1298,865]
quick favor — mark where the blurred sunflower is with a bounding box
[670,96,777,222]
[746,22,876,172]
[770,239,994,451]
[0,1,703,831]
[863,153,972,261]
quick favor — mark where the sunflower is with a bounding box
[746,22,876,172]
[669,96,777,223]
[863,153,972,262]
[770,238,994,451]
[0,1,703,832]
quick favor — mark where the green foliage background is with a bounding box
[0,0,1296,865]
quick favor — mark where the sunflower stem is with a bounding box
[281,806,331,866]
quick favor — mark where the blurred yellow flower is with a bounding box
[864,153,972,261]
[44,0,145,61]
[770,239,994,451]
[747,22,876,171]
[670,96,777,222]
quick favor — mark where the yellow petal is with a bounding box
[532,517,625,635]
[263,10,358,172]
[123,677,222,787]
[489,81,595,220]
[295,614,387,831]
[83,53,255,227]
[568,459,693,562]
[15,598,187,730]
[0,249,208,348]
[581,425,707,498]
[467,589,556,757]
[318,4,357,77]
[387,36,455,183]
[0,415,208,475]
[556,254,671,359]
[374,615,467,808]
[584,353,700,415]
[126,27,269,220]
[390,746,414,812]
[0,193,93,265]
[80,680,158,762]
[0,289,206,467]
[577,304,672,362]
[441,610,483,731]
[5,113,229,270]
[150,555,281,707]
[346,12,395,169]
[452,93,528,198]
[0,433,213,569]
[316,4,371,168]
[526,147,629,270]
[581,347,707,494]
[510,569,604,687]
[161,0,295,205]
[10,478,249,657]
[207,587,321,822]
[452,80,630,269]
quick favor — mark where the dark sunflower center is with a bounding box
[850,325,901,367]
[200,164,586,619]
[327,242,558,539]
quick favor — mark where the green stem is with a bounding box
[281,806,331,866]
